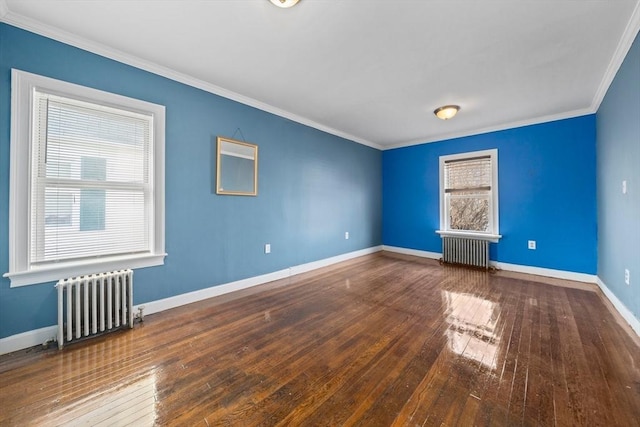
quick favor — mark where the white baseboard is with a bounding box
[138,246,382,317]
[492,261,597,283]
[383,245,640,338]
[596,277,640,337]
[137,268,291,317]
[382,245,597,283]
[289,246,382,275]
[382,245,441,260]
[0,246,382,355]
[0,325,58,355]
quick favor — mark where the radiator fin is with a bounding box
[442,237,490,270]
[56,269,133,349]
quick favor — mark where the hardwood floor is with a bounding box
[1,252,639,426]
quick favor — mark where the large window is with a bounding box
[438,149,500,241]
[5,70,166,286]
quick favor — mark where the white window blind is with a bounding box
[438,149,499,239]
[31,91,153,265]
[444,155,492,232]
[444,156,492,194]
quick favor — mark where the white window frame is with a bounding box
[436,149,501,242]
[4,69,166,287]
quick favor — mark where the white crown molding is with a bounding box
[590,1,640,112]
[383,2,640,151]
[384,106,595,150]
[1,2,637,152]
[0,7,382,151]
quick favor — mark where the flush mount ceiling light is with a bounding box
[269,0,300,8]
[434,105,460,120]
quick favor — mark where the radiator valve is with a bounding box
[136,306,145,322]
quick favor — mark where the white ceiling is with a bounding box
[2,0,639,149]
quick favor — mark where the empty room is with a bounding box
[0,1,639,426]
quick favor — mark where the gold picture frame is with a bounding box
[216,136,258,196]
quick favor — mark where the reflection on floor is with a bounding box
[1,252,639,426]
[37,372,158,426]
[443,290,500,370]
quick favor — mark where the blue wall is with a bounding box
[0,24,382,339]
[2,20,633,343]
[596,31,640,323]
[383,116,597,274]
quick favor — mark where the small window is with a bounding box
[438,149,500,241]
[5,70,166,286]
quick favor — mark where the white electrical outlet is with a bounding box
[528,240,536,250]
[625,268,630,285]
[265,243,271,254]
[622,180,627,194]
[345,231,349,240]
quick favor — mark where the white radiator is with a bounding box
[56,269,133,349]
[442,237,490,270]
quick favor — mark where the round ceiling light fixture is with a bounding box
[269,0,300,8]
[434,105,460,120]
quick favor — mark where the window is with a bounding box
[5,70,166,287]
[437,149,500,241]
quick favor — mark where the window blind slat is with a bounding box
[31,90,153,265]
[445,186,491,193]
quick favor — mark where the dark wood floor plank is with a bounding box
[376,275,486,425]
[465,278,523,426]
[572,288,640,425]
[416,279,499,426]
[270,267,442,425]
[506,283,535,425]
[160,258,419,424]
[555,287,605,425]
[1,253,639,426]
[530,283,555,427]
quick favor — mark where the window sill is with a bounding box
[436,230,502,243]
[4,253,167,287]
